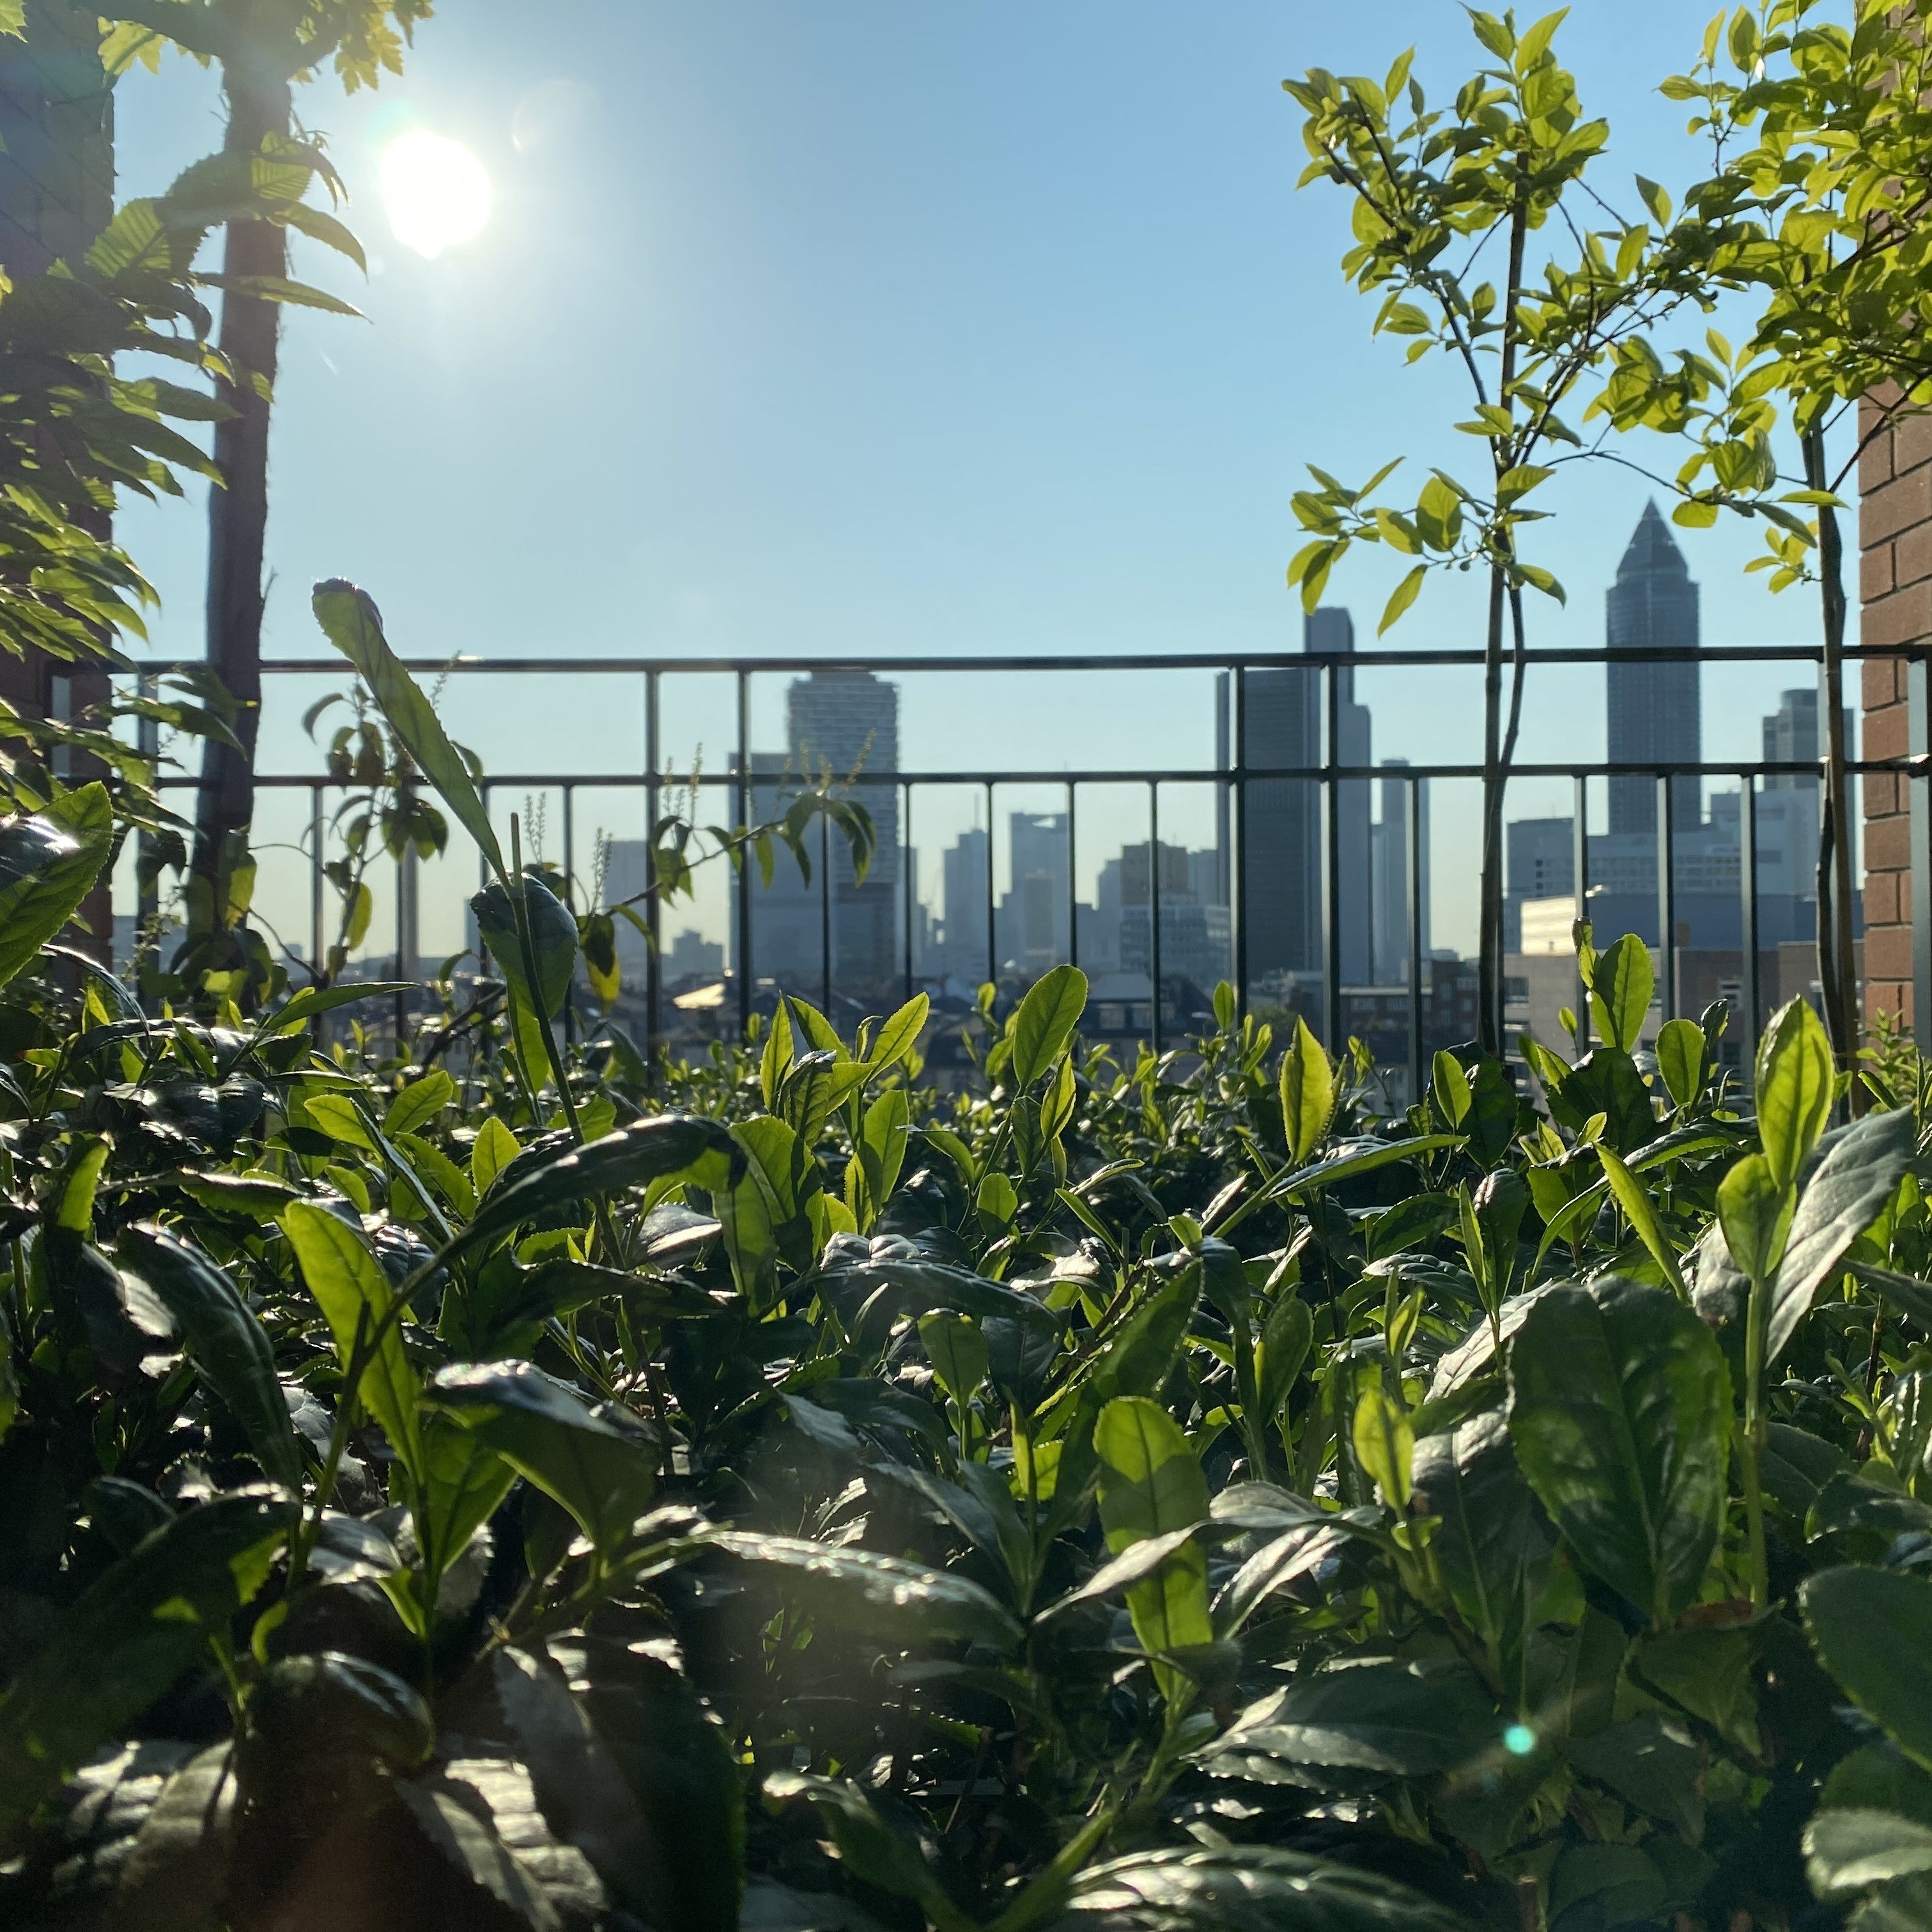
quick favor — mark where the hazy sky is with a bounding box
[108,1,1846,959]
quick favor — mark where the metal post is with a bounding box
[1657,773,1676,1023]
[1740,774,1761,1070]
[736,670,753,1039]
[560,784,575,1046]
[644,670,661,1050]
[309,785,325,977]
[1912,656,1931,1051]
[1572,776,1591,1047]
[1407,772,1423,1107]
[902,782,915,1003]
[1234,667,1249,1019]
[1065,782,1078,973]
[984,781,996,993]
[1150,782,1163,1055]
[821,811,833,1017]
[1322,660,1342,1052]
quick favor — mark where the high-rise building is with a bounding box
[1372,761,1430,982]
[785,670,900,985]
[1503,815,1575,950]
[941,826,990,982]
[1001,812,1070,973]
[1242,607,1372,986]
[1606,502,1701,837]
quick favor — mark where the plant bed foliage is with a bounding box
[1,607,1931,1932]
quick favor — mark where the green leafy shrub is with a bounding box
[0,614,1929,1932]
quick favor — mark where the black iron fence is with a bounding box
[130,639,1912,1095]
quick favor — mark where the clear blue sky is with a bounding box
[109,1,1845,961]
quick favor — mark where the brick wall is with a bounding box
[1859,390,1932,1032]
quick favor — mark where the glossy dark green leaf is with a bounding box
[765,1772,968,1932]
[1412,1409,1566,1701]
[1805,1807,1932,1898]
[1052,1846,1476,1932]
[472,872,578,1019]
[1803,1567,1932,1770]
[458,1115,734,1255]
[427,1360,657,1556]
[313,580,504,875]
[1767,1105,1915,1361]
[116,1224,303,1485]
[1194,1658,1495,1785]
[0,1490,295,1833]
[708,1531,1023,1651]
[0,782,112,989]
[1507,1277,1731,1626]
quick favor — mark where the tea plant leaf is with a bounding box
[1196,1658,1495,1784]
[428,1360,658,1556]
[0,1490,295,1833]
[1805,1807,1932,1897]
[473,872,578,1018]
[1756,996,1834,1191]
[1655,1018,1706,1109]
[1095,1396,1213,1659]
[1803,1568,1932,1770]
[1279,1017,1335,1165]
[1053,1845,1476,1932]
[312,580,505,877]
[282,1198,423,1476]
[458,1115,734,1253]
[1768,1106,1915,1362]
[711,1531,1024,1651]
[1507,1277,1731,1626]
[472,1114,521,1193]
[1011,964,1088,1087]
[0,782,112,990]
[116,1224,303,1486]
[766,1773,973,1932]
[1586,934,1653,1054]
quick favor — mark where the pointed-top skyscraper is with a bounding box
[1606,502,1701,836]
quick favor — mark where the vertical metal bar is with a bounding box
[134,672,158,975]
[1066,783,1079,973]
[1322,660,1342,1052]
[1150,781,1164,1055]
[984,781,996,993]
[1912,657,1931,1051]
[1741,773,1761,1072]
[821,811,833,1017]
[309,784,325,977]
[1657,772,1676,1024]
[1407,772,1423,1108]
[644,670,661,1051]
[902,782,915,1003]
[1572,775,1591,1047]
[736,670,753,1039]
[560,784,576,1046]
[1234,665,1248,1018]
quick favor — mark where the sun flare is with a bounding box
[380,130,491,259]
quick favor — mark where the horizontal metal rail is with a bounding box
[120,638,1918,1104]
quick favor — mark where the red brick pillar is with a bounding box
[1859,393,1931,1033]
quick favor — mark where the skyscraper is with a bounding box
[942,826,990,982]
[787,670,900,984]
[1372,760,1430,982]
[1243,608,1372,985]
[1606,502,1701,836]
[1503,815,1575,950]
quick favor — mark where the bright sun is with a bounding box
[380,131,491,260]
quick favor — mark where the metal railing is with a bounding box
[132,638,1913,1094]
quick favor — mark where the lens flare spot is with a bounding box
[380,130,491,259]
[1503,1723,1536,1757]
